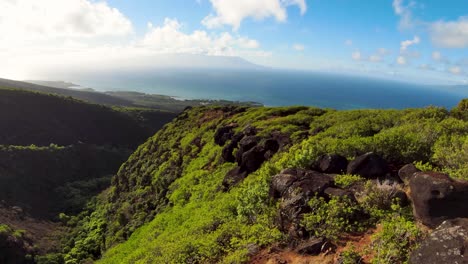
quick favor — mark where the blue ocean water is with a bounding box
[74,69,467,110]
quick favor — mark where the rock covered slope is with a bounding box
[56,101,467,263]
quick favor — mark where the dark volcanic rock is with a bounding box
[398,164,421,184]
[295,237,327,255]
[271,169,334,239]
[221,167,248,190]
[236,136,259,164]
[316,154,348,174]
[347,152,389,179]
[221,142,236,162]
[324,187,355,201]
[240,146,266,173]
[409,172,468,227]
[410,218,468,264]
[214,125,235,146]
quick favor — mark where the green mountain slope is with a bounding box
[0,88,175,147]
[60,102,468,263]
[0,78,135,107]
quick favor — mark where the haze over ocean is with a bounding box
[74,70,465,110]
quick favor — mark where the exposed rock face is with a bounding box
[236,136,259,163]
[220,125,285,189]
[270,169,334,239]
[410,218,468,264]
[398,164,421,184]
[409,172,468,227]
[315,154,348,174]
[214,125,235,146]
[347,152,389,179]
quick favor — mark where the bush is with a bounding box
[334,174,365,188]
[357,181,402,221]
[339,244,363,264]
[302,196,364,241]
[370,214,422,264]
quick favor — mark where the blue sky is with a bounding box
[1,0,467,84]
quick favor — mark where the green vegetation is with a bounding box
[302,196,364,241]
[370,213,422,264]
[54,100,467,263]
[334,174,365,188]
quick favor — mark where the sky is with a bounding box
[0,0,467,84]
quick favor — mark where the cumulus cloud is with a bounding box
[352,51,361,61]
[397,56,407,65]
[430,17,468,48]
[449,66,462,75]
[0,0,133,43]
[293,44,305,51]
[377,48,391,55]
[369,55,382,62]
[140,18,261,55]
[392,0,413,29]
[202,0,307,30]
[400,36,420,51]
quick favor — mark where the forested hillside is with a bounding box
[0,88,177,262]
[54,100,467,264]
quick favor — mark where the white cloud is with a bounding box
[344,39,353,46]
[377,48,391,55]
[432,51,442,61]
[397,56,407,65]
[0,13,268,79]
[140,18,261,55]
[369,55,382,62]
[351,51,361,61]
[430,17,468,48]
[400,36,420,51]
[202,0,307,30]
[392,0,413,29]
[449,66,462,75]
[293,44,305,51]
[0,0,133,43]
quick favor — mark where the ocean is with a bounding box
[73,69,467,110]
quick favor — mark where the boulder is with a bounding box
[221,167,248,190]
[410,218,468,264]
[236,136,259,164]
[409,172,468,227]
[270,169,298,198]
[271,169,334,239]
[324,187,355,201]
[347,152,389,179]
[214,125,235,146]
[316,154,348,174]
[398,164,421,184]
[240,146,266,173]
[221,142,236,162]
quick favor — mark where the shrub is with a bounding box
[370,214,422,264]
[334,174,365,188]
[302,195,364,241]
[357,180,402,221]
[339,244,363,264]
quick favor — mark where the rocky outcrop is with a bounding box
[221,127,283,189]
[270,169,334,239]
[314,154,348,174]
[398,164,421,184]
[214,124,236,146]
[409,172,468,227]
[347,152,389,179]
[410,218,468,264]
